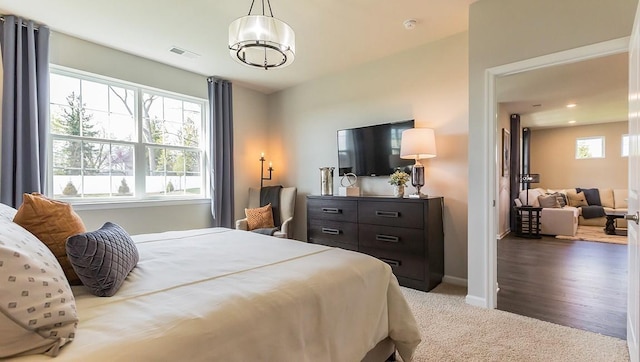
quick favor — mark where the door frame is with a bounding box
[483,37,630,310]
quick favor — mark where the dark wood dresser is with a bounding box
[306,195,444,292]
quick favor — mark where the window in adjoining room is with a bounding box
[622,134,629,157]
[49,68,207,202]
[575,136,605,159]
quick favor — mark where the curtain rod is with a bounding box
[0,15,42,30]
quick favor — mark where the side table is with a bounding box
[515,206,542,239]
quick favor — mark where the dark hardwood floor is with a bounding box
[497,233,627,339]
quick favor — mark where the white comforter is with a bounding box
[13,228,421,361]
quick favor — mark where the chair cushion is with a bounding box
[0,217,78,358]
[66,222,139,297]
[245,204,275,230]
[12,193,86,285]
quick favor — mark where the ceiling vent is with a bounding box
[169,46,200,59]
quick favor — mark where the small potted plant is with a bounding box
[388,170,410,198]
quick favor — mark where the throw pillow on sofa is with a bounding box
[546,192,567,207]
[538,194,561,208]
[578,188,602,206]
[568,191,588,207]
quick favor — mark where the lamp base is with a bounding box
[408,193,428,199]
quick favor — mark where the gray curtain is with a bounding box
[0,16,50,207]
[207,77,234,227]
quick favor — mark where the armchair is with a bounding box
[236,187,297,238]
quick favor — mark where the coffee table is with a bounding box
[605,211,627,236]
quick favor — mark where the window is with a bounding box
[49,68,206,201]
[622,134,629,157]
[575,136,605,159]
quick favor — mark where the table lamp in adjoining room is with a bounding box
[400,128,437,198]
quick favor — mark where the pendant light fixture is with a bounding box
[228,0,295,70]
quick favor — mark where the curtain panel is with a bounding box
[207,77,234,227]
[0,16,50,207]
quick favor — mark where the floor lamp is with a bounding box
[519,173,540,206]
[400,128,437,198]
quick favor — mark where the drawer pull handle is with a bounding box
[375,211,399,218]
[376,234,399,243]
[379,258,401,267]
[322,208,341,214]
[321,228,340,235]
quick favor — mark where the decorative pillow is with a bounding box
[568,191,589,207]
[245,204,275,231]
[579,188,602,206]
[13,193,86,285]
[66,222,139,297]
[538,194,560,208]
[0,203,18,221]
[546,192,567,207]
[0,218,77,358]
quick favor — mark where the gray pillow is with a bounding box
[537,194,560,208]
[66,222,139,297]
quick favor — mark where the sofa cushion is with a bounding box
[538,194,560,208]
[599,188,615,208]
[614,189,628,209]
[568,191,588,207]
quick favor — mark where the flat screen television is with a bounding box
[337,120,414,176]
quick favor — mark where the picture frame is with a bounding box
[502,128,510,177]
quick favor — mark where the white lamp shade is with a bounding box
[229,15,295,69]
[400,128,437,160]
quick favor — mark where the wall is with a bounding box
[468,0,638,304]
[530,121,628,190]
[49,32,270,234]
[269,32,469,282]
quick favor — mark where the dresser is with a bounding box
[306,195,444,292]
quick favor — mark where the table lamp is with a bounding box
[400,128,437,198]
[519,173,540,206]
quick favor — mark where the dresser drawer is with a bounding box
[358,225,424,254]
[358,201,423,228]
[309,238,358,252]
[360,247,424,281]
[308,219,358,246]
[307,198,358,222]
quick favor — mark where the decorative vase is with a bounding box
[393,185,405,198]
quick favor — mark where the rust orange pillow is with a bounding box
[13,193,86,284]
[245,204,275,231]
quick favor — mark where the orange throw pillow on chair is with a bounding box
[245,204,275,230]
[13,193,86,284]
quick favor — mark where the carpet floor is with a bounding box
[400,283,629,361]
[555,225,627,244]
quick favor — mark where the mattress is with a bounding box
[11,228,421,361]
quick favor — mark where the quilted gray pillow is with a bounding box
[66,222,139,297]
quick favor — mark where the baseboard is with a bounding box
[498,229,511,239]
[443,275,467,287]
[465,294,487,308]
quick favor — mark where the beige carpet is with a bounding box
[555,225,628,244]
[400,284,629,362]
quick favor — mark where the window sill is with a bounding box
[70,198,211,211]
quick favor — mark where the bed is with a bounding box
[2,221,421,361]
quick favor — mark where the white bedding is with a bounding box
[11,228,421,361]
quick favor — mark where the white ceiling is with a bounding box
[0,0,476,94]
[497,52,629,129]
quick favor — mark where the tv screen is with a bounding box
[337,120,414,176]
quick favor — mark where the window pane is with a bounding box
[622,135,630,157]
[576,137,605,159]
[83,110,108,139]
[50,73,80,106]
[52,139,82,174]
[82,80,109,112]
[109,114,135,141]
[109,86,134,115]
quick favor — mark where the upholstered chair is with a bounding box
[235,187,297,238]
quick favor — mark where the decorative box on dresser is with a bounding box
[306,195,444,292]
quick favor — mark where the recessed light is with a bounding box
[568,120,576,124]
[566,103,577,108]
[532,104,542,107]
[403,19,417,30]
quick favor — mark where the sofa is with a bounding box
[517,187,628,236]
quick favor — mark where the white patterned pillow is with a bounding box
[0,218,78,358]
[0,202,18,221]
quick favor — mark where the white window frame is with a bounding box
[622,134,630,157]
[575,136,605,159]
[48,66,209,205]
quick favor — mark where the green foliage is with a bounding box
[118,178,130,195]
[62,181,78,196]
[166,181,175,193]
[577,144,591,158]
[388,170,410,186]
